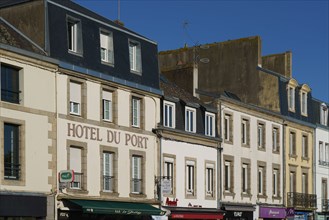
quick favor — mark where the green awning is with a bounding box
[68,199,165,216]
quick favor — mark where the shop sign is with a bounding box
[67,123,149,149]
[234,212,243,217]
[259,207,286,219]
[165,198,178,206]
[162,179,172,194]
[286,208,295,218]
[59,170,74,183]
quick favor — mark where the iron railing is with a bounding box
[4,163,20,180]
[322,199,329,212]
[287,192,317,209]
[319,160,329,166]
[70,172,83,189]
[1,89,20,104]
[132,178,142,193]
[103,175,114,192]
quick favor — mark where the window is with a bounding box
[224,161,231,192]
[1,64,20,104]
[164,157,174,194]
[319,142,324,162]
[103,152,114,192]
[320,104,328,126]
[69,147,82,189]
[206,164,214,197]
[301,91,308,115]
[4,123,20,180]
[129,40,142,73]
[205,112,215,137]
[131,97,141,128]
[224,113,232,143]
[257,122,265,150]
[163,101,175,128]
[185,107,196,133]
[326,143,329,163]
[302,135,308,158]
[322,179,328,202]
[289,131,296,156]
[302,173,308,194]
[272,127,279,152]
[273,169,278,197]
[131,155,142,194]
[288,86,295,111]
[241,119,249,146]
[186,160,195,195]
[102,90,112,122]
[289,171,296,192]
[258,167,264,195]
[67,17,82,54]
[100,31,114,64]
[242,164,248,193]
[69,81,81,115]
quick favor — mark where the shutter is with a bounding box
[136,44,142,72]
[70,82,81,103]
[70,147,81,173]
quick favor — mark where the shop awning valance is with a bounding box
[67,199,165,216]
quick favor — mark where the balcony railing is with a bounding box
[287,192,317,209]
[103,175,114,192]
[70,172,83,189]
[322,199,329,212]
[1,89,20,104]
[4,163,20,180]
[319,160,329,167]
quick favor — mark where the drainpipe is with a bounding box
[217,100,223,210]
[154,129,163,207]
[282,121,286,207]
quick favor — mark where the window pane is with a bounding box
[1,65,20,103]
[4,124,19,179]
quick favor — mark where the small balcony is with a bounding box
[319,160,329,167]
[322,199,329,212]
[132,178,142,194]
[69,172,83,189]
[103,175,114,192]
[4,163,20,180]
[1,89,20,104]
[287,192,317,210]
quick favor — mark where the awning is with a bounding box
[66,199,165,216]
[223,204,255,212]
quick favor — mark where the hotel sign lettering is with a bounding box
[67,123,149,149]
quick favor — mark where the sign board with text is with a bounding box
[59,170,74,183]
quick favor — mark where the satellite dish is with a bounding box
[199,58,210,64]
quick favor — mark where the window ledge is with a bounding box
[223,191,235,197]
[224,140,233,145]
[100,191,119,197]
[289,154,297,159]
[241,192,252,198]
[205,195,216,200]
[302,156,310,161]
[129,193,147,198]
[272,196,282,200]
[185,193,197,199]
[257,194,268,199]
[258,147,266,152]
[68,50,83,57]
[242,144,250,148]
[272,150,280,154]
[101,61,114,67]
[66,188,89,195]
[130,70,142,75]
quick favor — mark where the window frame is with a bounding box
[224,161,231,192]
[257,122,266,150]
[273,169,278,197]
[320,103,328,126]
[69,81,82,116]
[185,159,196,197]
[131,97,141,128]
[288,85,295,112]
[128,39,142,74]
[205,162,215,198]
[163,100,175,128]
[205,112,215,137]
[289,131,296,156]
[300,90,308,116]
[185,106,196,133]
[103,151,114,192]
[100,30,114,65]
[302,134,308,159]
[4,123,20,180]
[163,156,175,195]
[131,155,143,194]
[1,64,21,104]
[67,16,82,55]
[242,163,248,194]
[102,90,113,122]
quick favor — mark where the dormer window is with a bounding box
[67,16,82,55]
[320,103,328,126]
[300,84,310,116]
[205,112,215,137]
[129,40,142,74]
[185,107,196,133]
[163,101,175,128]
[100,30,114,65]
[287,79,298,112]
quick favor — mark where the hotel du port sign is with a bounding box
[67,122,149,149]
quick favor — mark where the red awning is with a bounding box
[171,213,224,219]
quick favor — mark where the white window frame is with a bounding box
[320,103,328,126]
[300,91,308,116]
[132,155,142,194]
[302,135,308,158]
[257,123,264,149]
[103,152,114,192]
[205,112,215,137]
[186,161,195,194]
[289,132,296,155]
[185,107,196,133]
[129,40,142,73]
[224,161,231,192]
[241,119,248,145]
[288,86,295,112]
[67,17,82,54]
[206,164,214,196]
[100,31,114,64]
[164,157,174,194]
[102,90,113,122]
[70,147,82,189]
[132,97,141,128]
[69,81,81,116]
[163,101,175,128]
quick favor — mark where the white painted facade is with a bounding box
[161,139,218,208]
[315,126,329,213]
[220,99,283,218]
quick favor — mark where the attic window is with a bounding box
[67,16,83,55]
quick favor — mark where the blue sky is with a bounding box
[75,0,329,102]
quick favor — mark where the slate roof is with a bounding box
[0,18,46,55]
[0,0,31,8]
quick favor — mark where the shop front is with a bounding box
[259,206,286,220]
[164,206,224,220]
[221,203,255,220]
[294,211,314,220]
[58,199,166,220]
[0,192,47,219]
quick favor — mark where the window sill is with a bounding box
[302,156,310,161]
[100,191,119,197]
[224,140,233,145]
[66,188,89,195]
[242,143,250,148]
[185,193,196,199]
[130,70,142,76]
[129,193,147,198]
[68,50,83,57]
[223,191,235,197]
[205,194,216,200]
[289,154,297,159]
[272,196,282,200]
[258,147,266,152]
[272,150,280,154]
[101,61,114,67]
[257,194,268,199]
[241,192,252,198]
